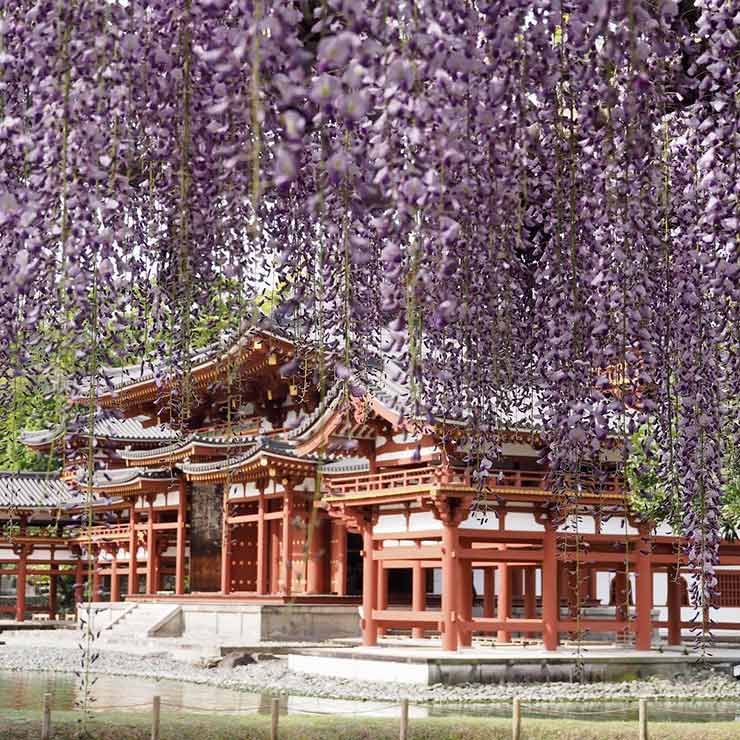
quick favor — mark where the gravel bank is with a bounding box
[2,637,740,704]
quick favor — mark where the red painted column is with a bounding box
[92,549,102,603]
[458,556,473,647]
[497,563,511,643]
[524,566,537,637]
[331,520,347,596]
[48,565,58,619]
[146,499,156,595]
[441,522,459,651]
[175,480,187,596]
[483,567,495,618]
[256,487,267,595]
[15,546,27,622]
[306,513,326,594]
[282,487,293,596]
[361,515,378,646]
[635,528,653,650]
[128,502,138,596]
[412,561,426,639]
[270,519,280,594]
[74,559,85,605]
[221,491,232,595]
[542,523,559,651]
[667,567,682,646]
[376,559,388,637]
[110,553,120,602]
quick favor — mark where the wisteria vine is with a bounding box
[0,1,737,626]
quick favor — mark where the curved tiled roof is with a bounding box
[179,437,322,477]
[21,412,180,447]
[0,471,75,508]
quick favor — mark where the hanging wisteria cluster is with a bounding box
[0,0,737,613]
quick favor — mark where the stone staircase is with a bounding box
[98,603,182,642]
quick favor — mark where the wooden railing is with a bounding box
[325,465,622,497]
[325,466,470,496]
[70,524,131,541]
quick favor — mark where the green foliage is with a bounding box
[627,417,740,536]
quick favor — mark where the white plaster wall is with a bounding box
[392,433,421,444]
[460,512,500,531]
[408,511,442,531]
[376,446,437,463]
[501,443,540,457]
[599,517,638,535]
[504,512,545,532]
[374,514,408,534]
[558,515,596,534]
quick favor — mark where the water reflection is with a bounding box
[0,671,739,723]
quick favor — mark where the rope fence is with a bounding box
[33,691,734,740]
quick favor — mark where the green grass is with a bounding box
[0,709,735,740]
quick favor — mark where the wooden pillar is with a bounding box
[483,567,495,618]
[48,567,58,619]
[441,521,459,651]
[667,566,682,646]
[361,514,378,646]
[542,523,559,651]
[635,528,653,651]
[15,545,27,622]
[524,566,536,638]
[92,549,102,603]
[128,502,138,596]
[411,561,425,639]
[376,560,388,637]
[331,520,347,596]
[256,487,267,595]
[458,555,473,647]
[497,563,511,643]
[270,519,280,594]
[74,559,84,605]
[110,553,120,603]
[221,490,232,595]
[146,499,156,595]
[175,479,187,596]
[282,487,293,596]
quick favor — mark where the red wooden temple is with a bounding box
[2,323,740,650]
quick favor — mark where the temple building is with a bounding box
[2,321,740,650]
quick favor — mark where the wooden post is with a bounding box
[41,692,51,740]
[151,695,160,740]
[128,502,138,596]
[636,527,653,651]
[411,560,425,639]
[175,479,187,596]
[524,567,537,638]
[92,549,102,603]
[512,697,521,740]
[639,698,648,740]
[441,521,459,651]
[282,488,293,596]
[542,523,559,651]
[497,562,511,643]
[146,499,156,595]
[48,568,58,619]
[399,698,409,740]
[361,515,378,646]
[331,520,348,596]
[257,488,267,595]
[110,554,120,603]
[377,561,388,637]
[15,545,27,622]
[270,697,280,740]
[74,558,84,605]
[483,567,495,618]
[667,566,682,646]
[458,555,472,647]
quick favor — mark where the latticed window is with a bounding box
[717,573,740,607]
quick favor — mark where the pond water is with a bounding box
[1,670,740,723]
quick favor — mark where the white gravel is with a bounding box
[2,632,740,704]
